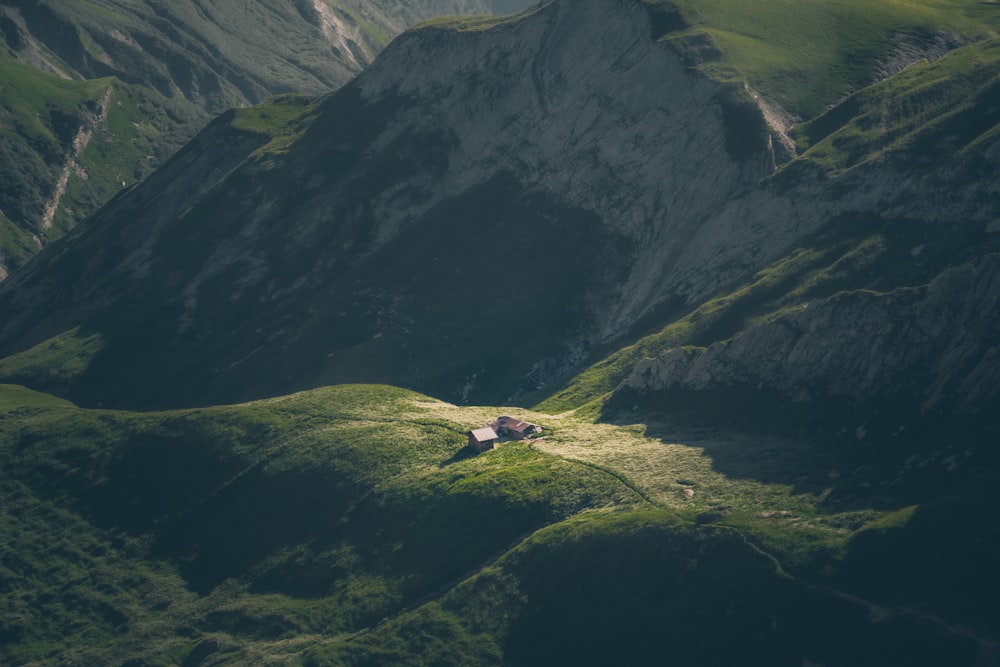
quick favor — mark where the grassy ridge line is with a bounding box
[229,93,321,157]
[3,382,984,664]
[663,0,999,118]
[0,384,638,664]
[406,0,993,119]
[0,383,76,408]
[791,36,1000,175]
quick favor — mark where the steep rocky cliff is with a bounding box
[1,0,997,414]
[624,253,1000,417]
[0,0,776,408]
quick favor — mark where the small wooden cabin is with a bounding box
[467,426,499,453]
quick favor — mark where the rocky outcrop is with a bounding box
[0,0,783,407]
[0,0,997,410]
[625,254,1000,416]
[347,0,781,335]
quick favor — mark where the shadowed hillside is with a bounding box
[1,0,997,414]
[0,0,533,276]
[0,0,998,663]
[1,382,996,665]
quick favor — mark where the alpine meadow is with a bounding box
[0,0,998,665]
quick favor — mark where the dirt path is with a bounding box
[40,86,113,230]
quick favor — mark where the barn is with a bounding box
[467,426,499,453]
[495,415,541,439]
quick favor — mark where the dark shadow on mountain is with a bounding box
[601,383,1000,509]
[501,510,988,667]
[154,466,361,595]
[831,467,1000,640]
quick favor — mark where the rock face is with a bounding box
[0,0,775,408]
[344,0,783,334]
[0,0,528,276]
[625,254,1000,416]
[0,0,996,411]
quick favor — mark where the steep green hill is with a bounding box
[2,383,995,665]
[0,0,528,276]
[1,2,998,662]
[663,0,1000,118]
[0,51,200,279]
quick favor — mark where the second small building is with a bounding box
[467,426,499,453]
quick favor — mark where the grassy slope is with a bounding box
[792,36,1000,175]
[0,384,629,664]
[0,211,39,277]
[0,54,106,238]
[1,383,995,664]
[0,50,204,270]
[0,0,494,275]
[397,0,997,119]
[0,327,106,397]
[662,0,1000,118]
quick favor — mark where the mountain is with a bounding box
[0,0,997,414]
[0,0,531,278]
[1,0,999,663]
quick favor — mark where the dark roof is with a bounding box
[498,416,535,433]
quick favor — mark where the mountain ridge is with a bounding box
[2,0,998,412]
[1,0,999,663]
[0,0,777,408]
[0,0,532,276]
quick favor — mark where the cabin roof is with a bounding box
[470,426,499,442]
[498,416,534,432]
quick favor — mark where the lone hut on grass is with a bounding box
[467,426,499,453]
[495,415,541,439]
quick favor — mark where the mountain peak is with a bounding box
[1,0,997,415]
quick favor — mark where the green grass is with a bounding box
[230,94,321,157]
[790,37,1000,175]
[0,49,205,263]
[0,384,77,409]
[660,0,1000,118]
[0,385,632,663]
[0,382,991,664]
[0,327,104,395]
[0,53,110,254]
[0,212,40,275]
[413,9,538,33]
[0,53,109,143]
